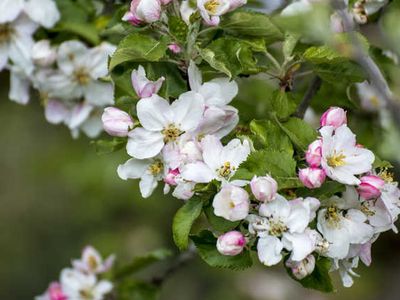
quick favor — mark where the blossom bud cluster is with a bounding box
[36,246,115,300]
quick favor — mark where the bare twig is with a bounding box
[332,0,400,129]
[295,76,322,119]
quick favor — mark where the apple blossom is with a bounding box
[122,0,162,25]
[356,81,384,112]
[172,181,196,200]
[250,175,278,202]
[320,107,347,129]
[72,246,115,275]
[305,139,322,167]
[319,125,375,185]
[357,175,385,200]
[181,135,250,183]
[217,231,246,256]
[285,255,315,280]
[212,184,250,221]
[32,40,57,67]
[298,167,326,189]
[127,93,204,159]
[131,65,165,98]
[102,107,134,137]
[197,0,231,26]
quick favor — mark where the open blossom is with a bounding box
[127,93,204,159]
[197,0,231,26]
[248,195,319,266]
[213,184,250,221]
[356,81,383,112]
[320,125,375,185]
[118,157,165,198]
[320,107,347,129]
[299,167,326,189]
[32,40,57,67]
[72,246,115,275]
[357,175,385,200]
[131,65,165,98]
[250,175,278,202]
[217,231,246,256]
[122,0,162,25]
[181,135,250,183]
[285,255,315,280]
[60,268,113,300]
[305,139,322,167]
[102,107,134,137]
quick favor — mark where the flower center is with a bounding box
[325,206,341,227]
[370,96,380,108]
[162,123,182,143]
[361,202,375,216]
[205,0,219,14]
[73,68,91,85]
[148,160,163,175]
[87,255,98,271]
[79,289,93,300]
[0,24,13,44]
[268,219,288,237]
[217,161,235,179]
[379,169,394,183]
[327,152,346,167]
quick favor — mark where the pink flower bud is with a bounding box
[122,0,162,25]
[285,255,315,280]
[213,185,249,221]
[164,168,180,186]
[357,175,385,200]
[305,139,322,167]
[320,107,347,128]
[299,167,326,189]
[168,43,182,54]
[216,231,246,256]
[250,175,278,202]
[48,282,67,300]
[102,107,134,137]
[131,65,165,98]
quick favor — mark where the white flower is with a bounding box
[250,175,278,202]
[117,157,165,198]
[180,0,196,24]
[32,40,57,67]
[249,195,318,266]
[72,246,115,275]
[320,125,375,185]
[46,41,115,106]
[212,184,250,221]
[197,0,231,26]
[127,93,204,159]
[60,268,113,300]
[356,81,384,112]
[131,65,165,98]
[172,181,196,200]
[317,194,374,259]
[181,135,250,183]
[8,64,31,104]
[285,255,316,280]
[380,181,400,231]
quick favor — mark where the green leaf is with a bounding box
[283,33,299,61]
[199,37,262,77]
[168,16,188,43]
[118,281,160,300]
[269,90,298,119]
[277,117,318,151]
[296,181,345,199]
[92,138,126,155]
[286,257,334,293]
[172,197,203,250]
[109,33,168,70]
[249,120,293,155]
[221,10,283,44]
[233,150,299,189]
[114,249,172,280]
[204,205,240,232]
[191,230,252,270]
[54,22,99,45]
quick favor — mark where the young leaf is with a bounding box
[269,90,298,119]
[109,33,168,70]
[277,117,318,151]
[168,16,189,43]
[190,230,252,270]
[204,205,240,232]
[172,197,203,250]
[286,256,335,293]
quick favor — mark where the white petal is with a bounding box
[84,46,110,79]
[136,0,161,23]
[136,95,171,131]
[345,209,374,244]
[282,232,314,261]
[24,0,60,28]
[181,162,215,183]
[9,70,30,104]
[9,30,35,74]
[259,194,290,219]
[57,41,87,75]
[93,280,113,297]
[0,0,23,23]
[139,173,158,198]
[199,78,238,106]
[126,128,164,159]
[45,100,69,124]
[67,103,93,129]
[84,81,114,106]
[117,158,150,180]
[221,138,250,168]
[201,135,223,170]
[80,115,103,138]
[257,236,283,266]
[0,44,9,71]
[286,203,310,233]
[188,60,202,92]
[171,91,204,131]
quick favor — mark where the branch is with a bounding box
[332,0,400,129]
[295,76,322,119]
[151,247,196,287]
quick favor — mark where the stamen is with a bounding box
[268,219,288,237]
[73,68,91,85]
[0,24,13,43]
[205,0,219,14]
[148,160,163,175]
[327,152,346,167]
[162,123,183,143]
[217,162,235,179]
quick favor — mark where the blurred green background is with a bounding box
[1,70,400,300]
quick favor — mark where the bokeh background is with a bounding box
[1,62,400,300]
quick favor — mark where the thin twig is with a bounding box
[332,0,400,129]
[295,76,322,119]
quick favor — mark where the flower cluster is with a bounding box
[1,0,116,138]
[36,246,115,300]
[122,0,247,27]
[104,61,243,199]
